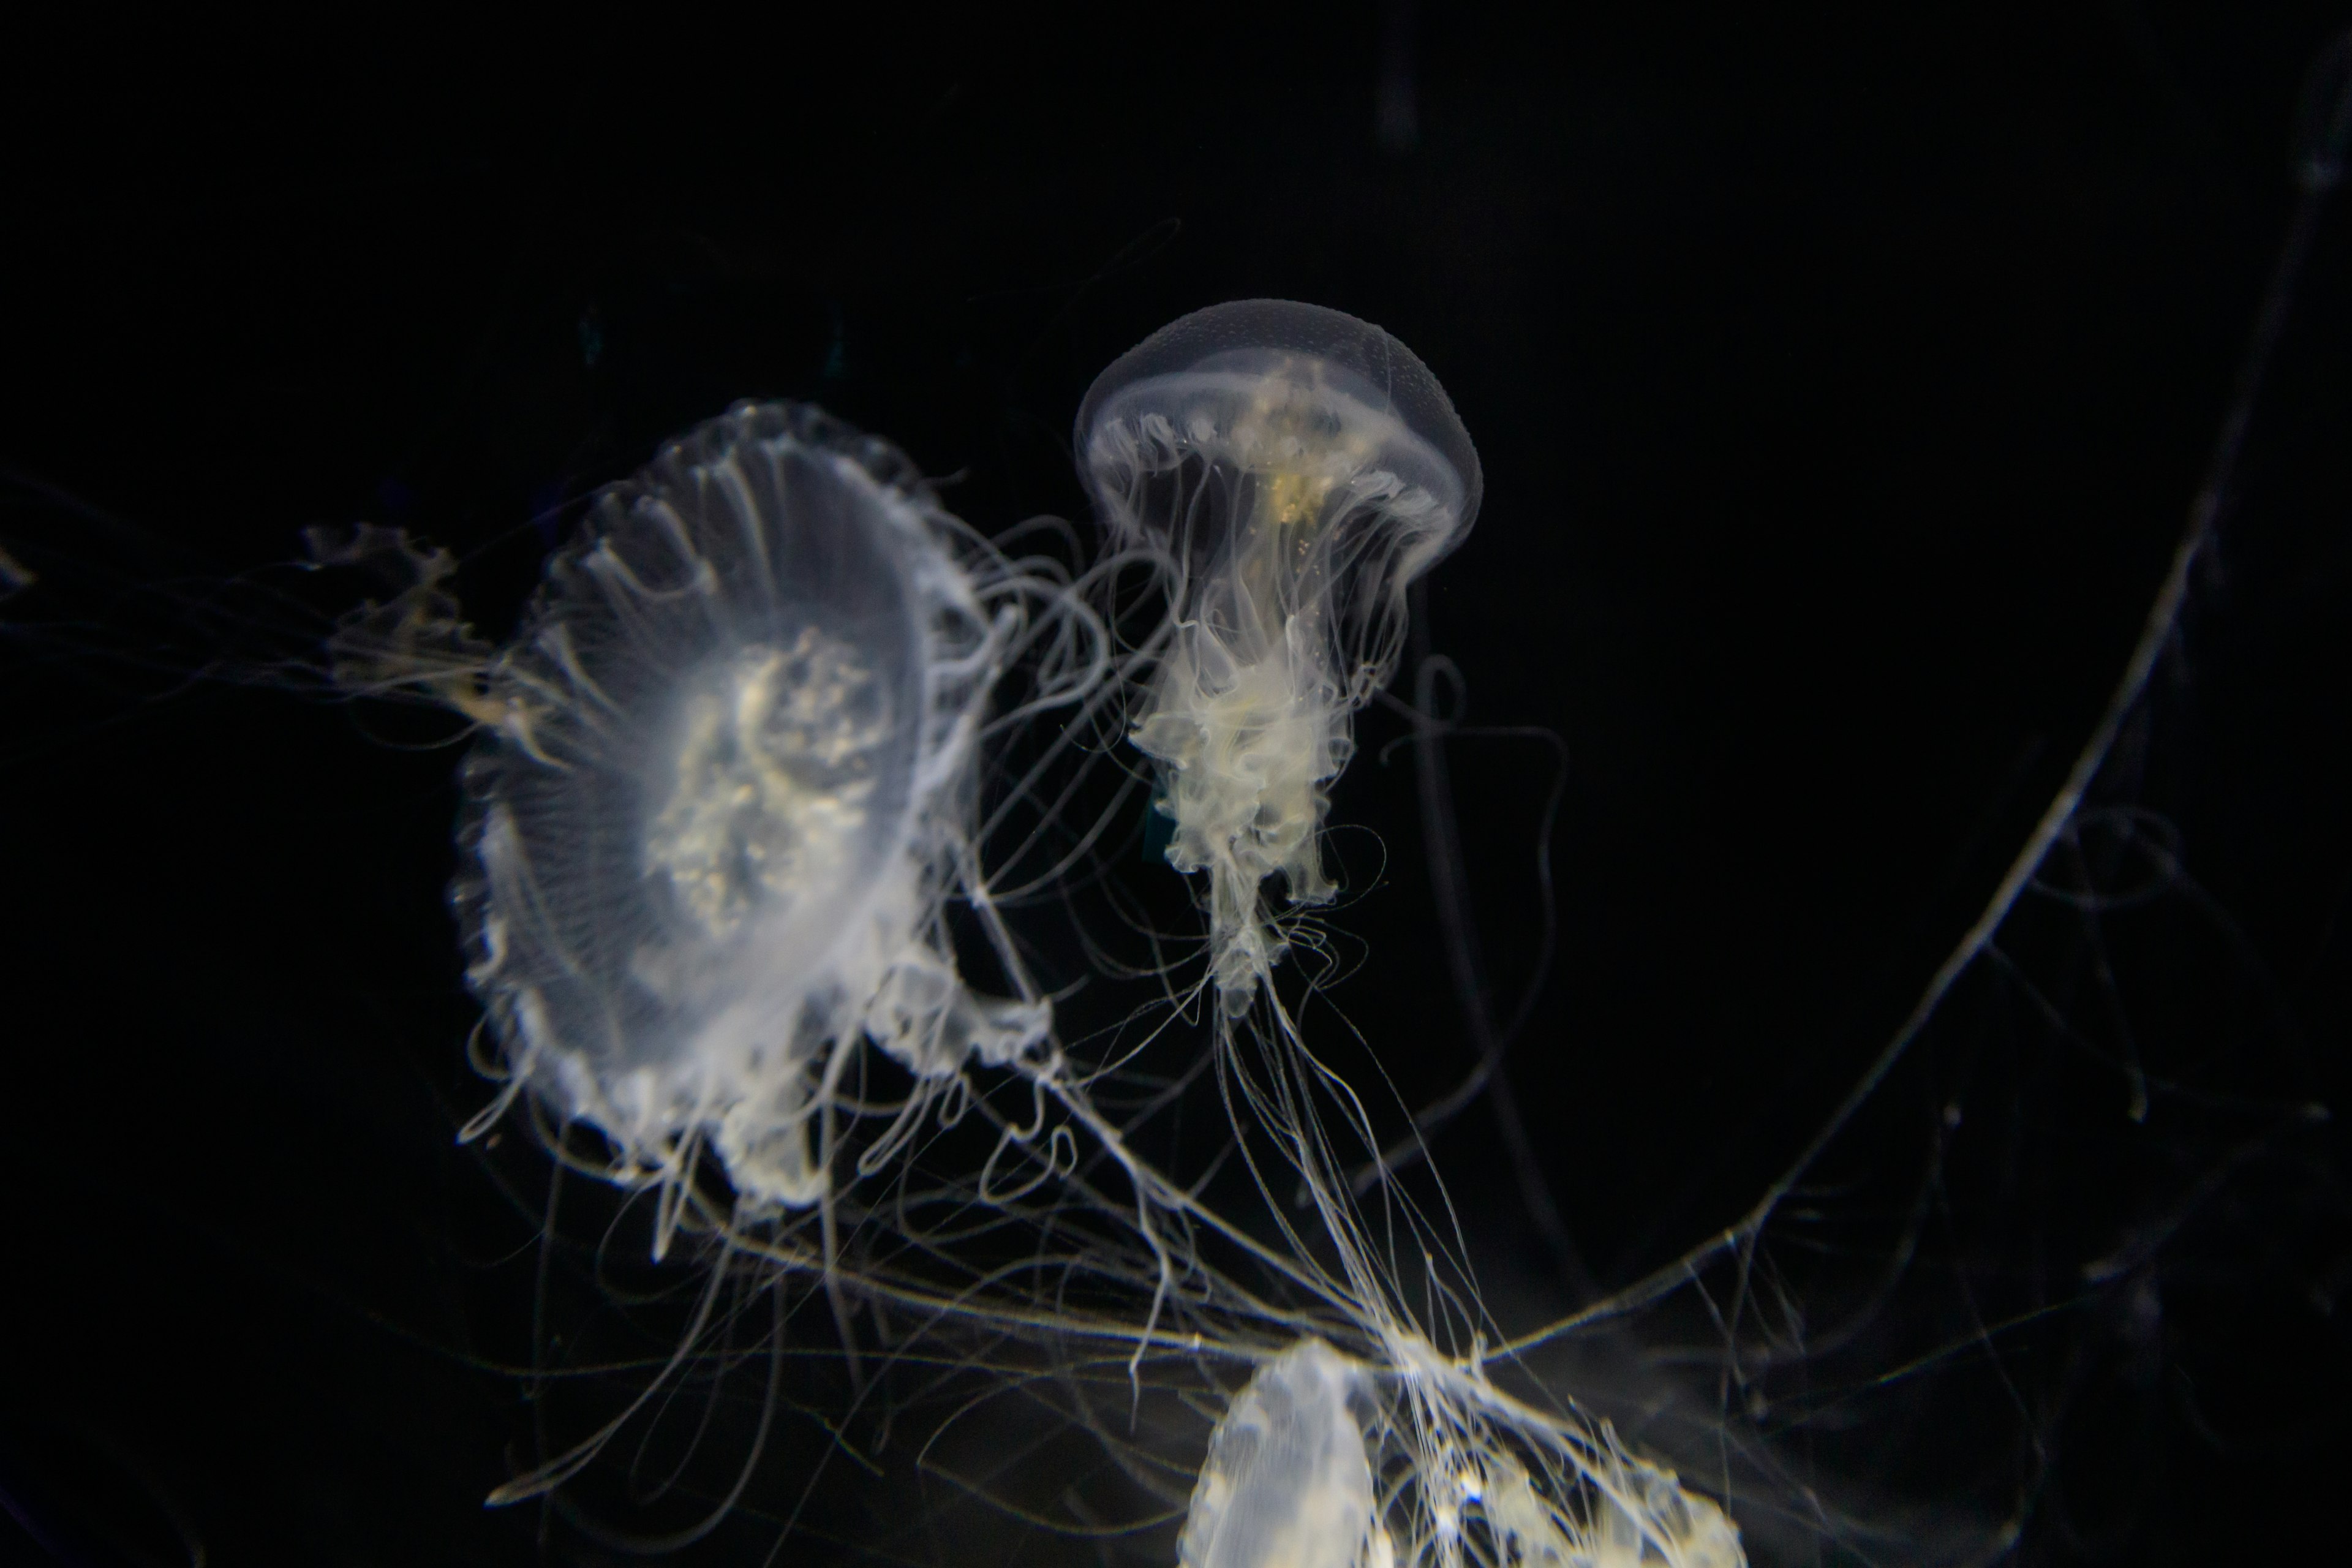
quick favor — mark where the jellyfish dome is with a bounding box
[1077,300,1481,1004]
[450,402,1046,1221]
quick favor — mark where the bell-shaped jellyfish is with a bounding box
[319,401,1078,1247]
[1077,300,1481,1008]
[1072,305,1746,1568]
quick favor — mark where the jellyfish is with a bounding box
[1077,300,1481,1009]
[1177,1338,1374,1568]
[0,23,2342,1562]
[318,401,1098,1250]
[1062,306,1752,1564]
[1174,1335,1741,1568]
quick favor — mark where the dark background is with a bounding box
[4,6,2349,1565]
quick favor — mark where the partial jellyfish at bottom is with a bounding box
[1177,1339,1740,1568]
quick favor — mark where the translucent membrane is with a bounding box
[336,403,1047,1229]
[1078,300,1480,1006]
[1178,1336,1743,1568]
[1178,1340,1373,1568]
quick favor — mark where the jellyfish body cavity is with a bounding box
[1078,300,1480,1008]
[452,402,1044,1221]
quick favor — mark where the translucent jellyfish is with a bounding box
[1178,1339,1373,1568]
[1,39,2340,1566]
[1077,300,1481,1007]
[322,401,1078,1242]
[1064,304,1749,1568]
[1173,1335,1741,1568]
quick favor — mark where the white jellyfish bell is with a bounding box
[1178,1339,1376,1568]
[1078,300,1482,1009]
[320,402,1066,1247]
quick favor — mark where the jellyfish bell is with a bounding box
[331,401,1054,1243]
[1077,300,1481,1006]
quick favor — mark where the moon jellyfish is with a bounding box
[320,401,1083,1245]
[1077,300,1480,1008]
